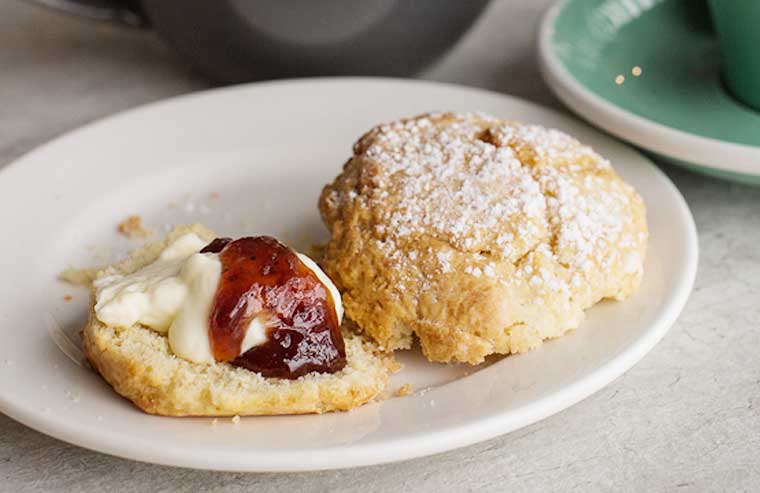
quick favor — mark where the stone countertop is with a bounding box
[1,1,759,491]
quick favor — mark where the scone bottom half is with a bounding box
[319,111,648,364]
[83,224,399,416]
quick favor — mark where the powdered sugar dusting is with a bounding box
[326,112,645,293]
[357,113,549,262]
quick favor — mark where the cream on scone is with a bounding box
[319,112,648,364]
[93,232,344,368]
[83,224,398,416]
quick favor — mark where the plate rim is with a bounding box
[0,77,699,471]
[538,0,760,177]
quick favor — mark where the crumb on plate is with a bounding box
[395,383,413,397]
[118,215,152,238]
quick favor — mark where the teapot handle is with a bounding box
[28,0,147,27]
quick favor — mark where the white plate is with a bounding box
[0,78,697,472]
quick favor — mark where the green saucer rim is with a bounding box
[538,0,760,182]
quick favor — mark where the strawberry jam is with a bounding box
[201,236,346,379]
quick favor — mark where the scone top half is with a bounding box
[319,112,648,364]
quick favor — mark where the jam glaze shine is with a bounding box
[201,236,346,379]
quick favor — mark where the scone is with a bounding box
[319,112,647,364]
[83,224,398,416]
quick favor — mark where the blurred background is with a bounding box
[1,0,562,164]
[28,0,493,81]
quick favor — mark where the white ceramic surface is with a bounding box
[538,1,760,179]
[0,78,697,472]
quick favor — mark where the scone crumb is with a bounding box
[211,418,219,427]
[385,358,403,373]
[306,243,326,261]
[395,383,413,397]
[118,215,152,238]
[63,294,73,302]
[59,267,100,286]
[231,415,241,425]
[210,191,220,200]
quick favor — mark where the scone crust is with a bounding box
[319,112,648,363]
[83,224,398,416]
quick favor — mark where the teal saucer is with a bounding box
[539,0,760,184]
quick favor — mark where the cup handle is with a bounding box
[28,0,147,27]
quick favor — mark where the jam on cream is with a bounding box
[93,233,345,378]
[201,236,346,378]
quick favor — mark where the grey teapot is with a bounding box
[33,0,491,82]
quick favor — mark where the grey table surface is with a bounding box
[1,1,759,491]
